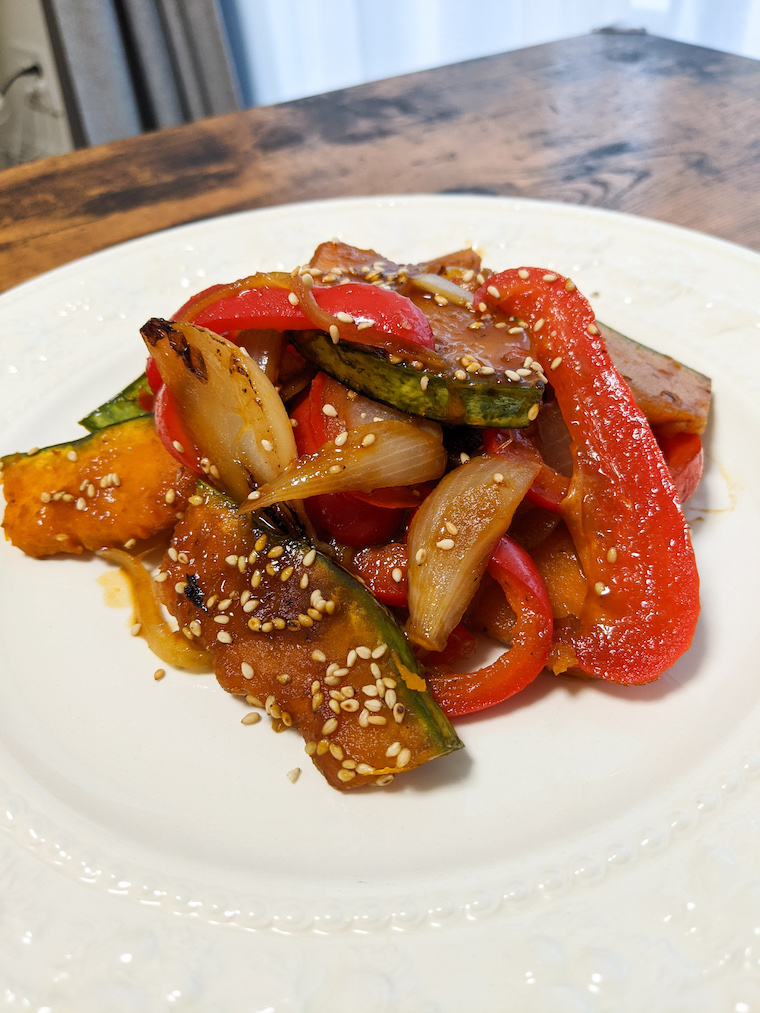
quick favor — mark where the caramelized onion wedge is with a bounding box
[406,454,540,652]
[141,319,296,502]
[98,548,210,671]
[240,421,446,513]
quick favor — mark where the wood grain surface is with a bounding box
[1,31,759,292]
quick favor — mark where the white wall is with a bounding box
[223,0,760,107]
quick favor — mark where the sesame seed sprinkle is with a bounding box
[550,356,563,370]
[241,712,261,725]
[607,546,618,563]
[436,538,455,550]
[154,669,165,681]
[527,404,540,421]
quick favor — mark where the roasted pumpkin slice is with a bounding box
[158,484,462,790]
[290,329,544,428]
[1,415,195,557]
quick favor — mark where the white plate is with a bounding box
[1,195,759,1012]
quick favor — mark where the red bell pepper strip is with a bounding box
[425,535,554,716]
[657,432,704,503]
[152,384,203,475]
[483,428,569,513]
[475,267,699,685]
[174,275,435,351]
[289,373,406,547]
[350,542,409,606]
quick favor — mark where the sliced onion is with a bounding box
[406,453,540,652]
[236,328,285,382]
[98,548,210,671]
[240,421,446,513]
[141,318,297,502]
[408,273,474,307]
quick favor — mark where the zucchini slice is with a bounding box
[290,329,544,428]
[158,484,463,790]
[79,374,152,432]
[598,322,711,436]
[1,415,195,557]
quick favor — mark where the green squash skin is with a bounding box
[290,330,544,428]
[79,374,152,432]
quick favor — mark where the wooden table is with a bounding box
[2,31,759,293]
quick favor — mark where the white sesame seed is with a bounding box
[322,717,338,735]
[372,644,388,659]
[334,431,348,446]
[415,548,427,565]
[420,375,429,391]
[260,439,273,452]
[329,324,340,343]
[528,404,540,421]
[607,546,618,563]
[588,323,599,335]
[172,440,185,454]
[391,567,403,583]
[459,452,470,464]
[130,623,142,636]
[397,747,412,768]
[493,473,504,484]
[361,433,376,447]
[505,369,522,382]
[216,630,233,644]
[550,356,563,370]
[66,450,78,462]
[518,268,529,280]
[487,285,500,299]
[287,291,299,305]
[336,311,353,324]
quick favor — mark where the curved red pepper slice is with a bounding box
[153,384,204,475]
[483,428,569,513]
[176,278,435,351]
[475,268,699,685]
[425,535,553,716]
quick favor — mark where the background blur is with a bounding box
[2,0,759,169]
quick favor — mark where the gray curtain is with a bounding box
[41,0,242,147]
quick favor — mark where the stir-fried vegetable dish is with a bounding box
[0,241,710,790]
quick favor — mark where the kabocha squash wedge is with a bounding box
[1,415,195,557]
[157,484,462,790]
[289,328,545,427]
